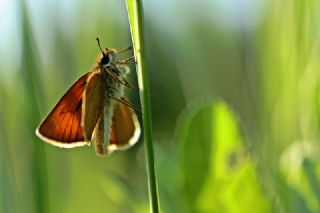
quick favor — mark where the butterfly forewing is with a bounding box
[82,72,105,141]
[93,115,107,155]
[36,73,90,148]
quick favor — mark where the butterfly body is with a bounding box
[36,46,140,155]
[92,50,132,154]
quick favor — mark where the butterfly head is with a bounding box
[98,48,117,67]
[95,38,129,76]
[96,38,118,67]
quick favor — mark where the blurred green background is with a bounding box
[1,0,320,212]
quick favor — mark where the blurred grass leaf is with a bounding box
[178,100,272,212]
[302,159,320,203]
[100,175,149,213]
[178,100,213,212]
[275,174,313,213]
[19,2,49,212]
[0,89,15,213]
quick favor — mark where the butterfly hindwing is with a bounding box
[108,102,141,151]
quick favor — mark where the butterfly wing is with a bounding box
[93,113,106,155]
[82,72,104,141]
[108,102,141,151]
[36,73,90,148]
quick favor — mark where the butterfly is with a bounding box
[36,38,141,155]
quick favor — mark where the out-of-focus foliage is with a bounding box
[1,0,320,212]
[177,101,271,213]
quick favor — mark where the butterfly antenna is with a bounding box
[118,46,133,54]
[96,37,106,56]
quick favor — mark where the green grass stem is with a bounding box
[125,0,160,212]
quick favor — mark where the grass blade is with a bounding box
[125,0,160,212]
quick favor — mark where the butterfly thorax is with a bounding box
[98,49,129,100]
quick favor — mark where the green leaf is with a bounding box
[178,100,272,212]
[178,101,214,212]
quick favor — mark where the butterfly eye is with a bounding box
[100,54,110,65]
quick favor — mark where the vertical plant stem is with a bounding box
[125,0,160,212]
[20,2,49,213]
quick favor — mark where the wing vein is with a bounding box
[62,113,71,141]
[66,113,74,141]
[53,113,66,139]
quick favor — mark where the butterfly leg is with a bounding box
[112,97,141,112]
[117,56,136,65]
[105,66,138,91]
[121,78,138,90]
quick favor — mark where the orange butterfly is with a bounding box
[36,38,140,155]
